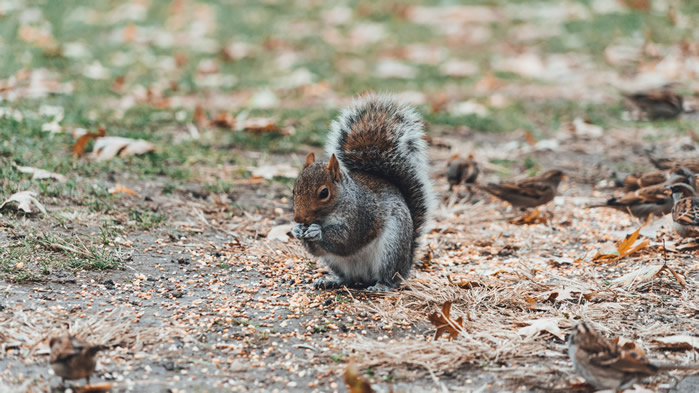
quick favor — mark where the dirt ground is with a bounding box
[2,124,699,393]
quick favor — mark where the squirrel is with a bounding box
[292,93,436,291]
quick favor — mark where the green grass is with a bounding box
[0,230,122,282]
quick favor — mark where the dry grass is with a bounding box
[346,257,698,388]
[0,306,183,361]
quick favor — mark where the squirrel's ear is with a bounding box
[327,154,341,181]
[304,152,315,168]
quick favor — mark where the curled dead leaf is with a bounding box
[517,318,564,341]
[652,335,699,351]
[108,184,140,197]
[510,208,549,225]
[212,111,236,129]
[428,301,464,341]
[16,166,66,182]
[73,126,107,157]
[91,137,156,161]
[194,105,209,129]
[592,225,649,263]
[612,263,687,288]
[242,117,278,134]
[1,191,47,215]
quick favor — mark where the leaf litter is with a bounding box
[2,1,699,392]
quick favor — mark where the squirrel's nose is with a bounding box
[293,211,309,224]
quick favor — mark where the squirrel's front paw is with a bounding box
[314,278,343,290]
[303,224,323,241]
[291,223,308,239]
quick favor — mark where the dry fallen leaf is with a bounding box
[75,383,113,393]
[652,335,699,351]
[267,224,293,242]
[212,111,236,129]
[592,225,649,263]
[510,209,550,225]
[517,318,564,341]
[73,126,107,157]
[611,263,687,288]
[16,166,66,182]
[242,117,278,134]
[524,296,538,310]
[90,137,156,161]
[108,184,140,197]
[0,191,47,215]
[428,301,464,341]
[194,105,209,129]
[344,364,375,393]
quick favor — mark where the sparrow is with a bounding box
[646,152,699,173]
[479,169,565,209]
[668,182,699,238]
[568,321,659,391]
[592,167,696,219]
[446,153,479,190]
[624,86,684,120]
[618,170,666,192]
[591,184,673,219]
[50,335,108,386]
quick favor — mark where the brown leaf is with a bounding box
[510,209,549,225]
[344,364,375,393]
[428,301,464,341]
[212,111,236,129]
[620,0,650,11]
[524,296,538,310]
[108,184,140,197]
[112,75,126,93]
[75,382,113,393]
[242,117,278,134]
[448,277,488,290]
[194,105,209,129]
[544,292,558,303]
[652,335,699,351]
[592,225,649,263]
[73,126,107,157]
[522,130,537,146]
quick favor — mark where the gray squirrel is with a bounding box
[292,93,436,291]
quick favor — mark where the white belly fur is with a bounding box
[321,216,398,283]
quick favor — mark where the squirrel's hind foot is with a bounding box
[366,283,396,292]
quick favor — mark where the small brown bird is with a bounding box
[591,183,674,219]
[625,86,684,120]
[619,170,666,192]
[446,154,479,190]
[479,169,565,209]
[50,335,108,386]
[568,322,659,391]
[647,153,699,173]
[668,183,699,238]
[569,322,699,391]
[592,167,696,219]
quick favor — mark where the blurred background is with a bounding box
[1,1,697,158]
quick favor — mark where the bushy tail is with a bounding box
[326,93,436,239]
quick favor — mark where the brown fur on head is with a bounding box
[293,153,342,224]
[541,169,566,185]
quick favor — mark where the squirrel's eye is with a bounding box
[319,187,329,200]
